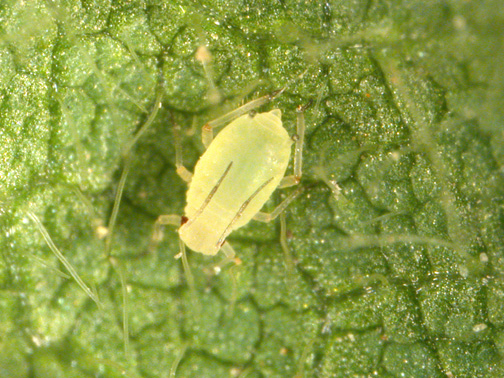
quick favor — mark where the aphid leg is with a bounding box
[280,212,296,276]
[195,45,221,105]
[206,240,240,274]
[220,241,241,317]
[255,186,302,280]
[221,241,236,259]
[253,186,304,223]
[211,241,239,274]
[109,257,130,359]
[150,214,197,299]
[148,214,181,253]
[278,103,307,188]
[178,237,196,298]
[173,118,193,183]
[202,91,283,148]
[293,336,317,378]
[226,263,239,318]
[169,341,189,378]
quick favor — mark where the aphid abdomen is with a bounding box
[179,208,232,255]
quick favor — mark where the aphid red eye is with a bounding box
[180,216,188,225]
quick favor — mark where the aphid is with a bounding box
[152,91,306,273]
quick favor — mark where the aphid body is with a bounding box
[180,109,291,255]
[153,93,305,265]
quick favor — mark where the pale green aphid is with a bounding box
[152,91,306,268]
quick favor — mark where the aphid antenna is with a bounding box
[297,99,314,113]
[101,92,162,360]
[27,211,102,308]
[205,67,312,131]
[104,89,163,257]
[270,66,312,101]
[121,88,163,158]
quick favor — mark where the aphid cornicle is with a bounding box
[153,92,306,264]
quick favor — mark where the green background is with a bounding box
[1,0,504,377]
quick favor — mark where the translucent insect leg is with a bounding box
[173,116,193,183]
[150,214,197,301]
[293,336,317,378]
[109,256,130,359]
[211,241,239,274]
[252,186,304,223]
[204,239,239,273]
[178,237,196,298]
[225,263,239,318]
[255,187,302,283]
[169,341,189,378]
[148,214,182,253]
[195,45,221,105]
[207,240,241,315]
[221,240,236,259]
[278,104,308,188]
[279,212,295,276]
[202,90,284,148]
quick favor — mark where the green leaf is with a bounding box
[1,0,504,377]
